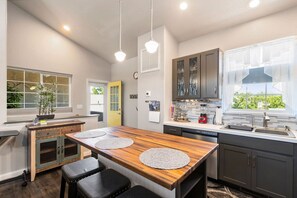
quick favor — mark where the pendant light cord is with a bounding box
[119,0,122,51]
[150,0,153,40]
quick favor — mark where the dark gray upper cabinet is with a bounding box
[172,53,201,100]
[172,49,221,101]
[201,49,220,99]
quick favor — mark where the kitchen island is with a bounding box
[66,126,218,198]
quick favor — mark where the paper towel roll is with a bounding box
[215,106,223,125]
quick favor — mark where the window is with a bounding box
[223,37,297,114]
[7,67,71,109]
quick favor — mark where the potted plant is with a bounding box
[31,83,56,120]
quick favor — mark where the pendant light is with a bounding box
[114,0,126,62]
[145,0,159,54]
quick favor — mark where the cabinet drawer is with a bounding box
[61,125,81,134]
[219,134,294,156]
[164,125,182,136]
[36,128,60,139]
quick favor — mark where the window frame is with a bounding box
[223,37,297,116]
[7,66,72,113]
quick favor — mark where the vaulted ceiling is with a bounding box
[9,0,297,63]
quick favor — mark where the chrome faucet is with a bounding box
[263,112,270,128]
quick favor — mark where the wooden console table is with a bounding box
[26,120,85,181]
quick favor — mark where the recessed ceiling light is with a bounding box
[249,0,260,8]
[180,2,188,10]
[63,25,71,31]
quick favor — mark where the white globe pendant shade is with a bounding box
[114,50,126,62]
[145,40,159,54]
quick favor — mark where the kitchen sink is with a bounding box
[254,128,296,138]
[224,125,296,138]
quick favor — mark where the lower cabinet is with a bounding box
[219,144,252,189]
[27,121,85,181]
[36,136,80,169]
[220,143,293,198]
[252,150,293,198]
[163,125,182,136]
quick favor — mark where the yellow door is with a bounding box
[107,81,122,126]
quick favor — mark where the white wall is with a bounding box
[178,6,297,57]
[163,28,178,122]
[137,27,165,132]
[0,2,112,182]
[111,57,138,128]
[137,27,178,132]
[0,0,7,124]
[7,2,111,120]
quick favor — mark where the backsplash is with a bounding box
[173,101,297,130]
[172,100,221,124]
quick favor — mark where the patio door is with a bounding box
[107,81,122,126]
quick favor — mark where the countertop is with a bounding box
[26,120,85,130]
[66,126,218,190]
[4,115,98,125]
[164,121,297,144]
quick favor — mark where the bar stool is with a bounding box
[77,169,131,198]
[116,186,161,198]
[60,157,105,198]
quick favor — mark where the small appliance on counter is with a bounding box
[213,106,223,125]
[198,104,208,124]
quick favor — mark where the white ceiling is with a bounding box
[9,0,297,63]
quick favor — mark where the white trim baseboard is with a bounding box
[0,169,26,182]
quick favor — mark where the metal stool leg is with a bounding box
[60,177,66,198]
[68,183,77,198]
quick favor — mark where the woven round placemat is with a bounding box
[95,138,134,149]
[74,129,106,139]
[139,148,190,170]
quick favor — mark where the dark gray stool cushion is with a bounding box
[116,186,161,198]
[77,169,131,198]
[62,157,105,183]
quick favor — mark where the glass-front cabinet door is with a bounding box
[61,137,80,162]
[187,54,201,99]
[173,58,187,100]
[173,54,201,100]
[36,138,60,169]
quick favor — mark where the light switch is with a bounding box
[77,104,83,109]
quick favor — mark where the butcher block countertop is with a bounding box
[66,126,218,190]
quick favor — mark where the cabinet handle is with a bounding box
[57,146,60,155]
[247,154,250,166]
[214,87,217,95]
[61,145,64,154]
[252,156,256,168]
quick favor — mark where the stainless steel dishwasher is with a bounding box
[182,129,218,180]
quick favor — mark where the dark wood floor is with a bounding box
[0,168,66,198]
[0,168,256,198]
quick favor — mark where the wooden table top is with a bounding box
[66,126,218,190]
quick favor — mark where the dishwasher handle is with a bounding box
[182,129,218,138]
